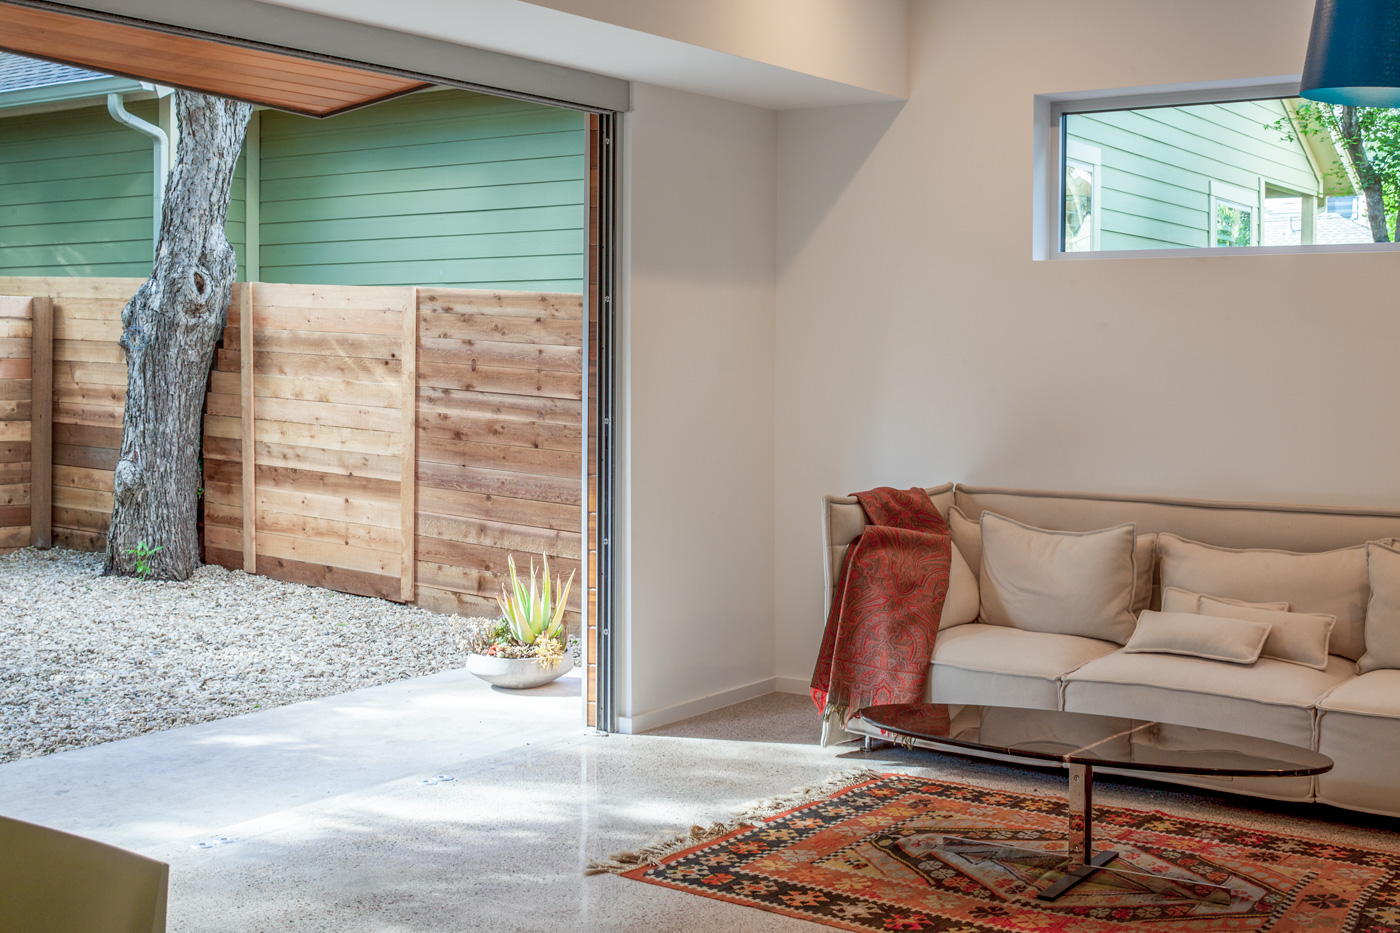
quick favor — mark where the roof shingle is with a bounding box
[0,51,108,94]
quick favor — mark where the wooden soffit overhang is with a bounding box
[0,1,431,117]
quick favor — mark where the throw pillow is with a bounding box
[1131,533,1157,616]
[948,506,981,582]
[1360,540,1400,673]
[957,506,1154,616]
[978,511,1137,644]
[1123,610,1272,664]
[1159,585,1290,614]
[1156,533,1368,661]
[1197,596,1336,671]
[940,542,980,629]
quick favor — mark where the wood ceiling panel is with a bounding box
[0,3,431,117]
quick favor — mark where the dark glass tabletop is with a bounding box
[857,703,1333,777]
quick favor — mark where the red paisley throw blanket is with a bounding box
[810,486,952,743]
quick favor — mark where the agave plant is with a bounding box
[497,552,575,651]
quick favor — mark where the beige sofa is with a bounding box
[822,483,1400,818]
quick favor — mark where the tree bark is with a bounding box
[1337,105,1391,243]
[105,92,252,579]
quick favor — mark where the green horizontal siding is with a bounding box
[0,87,585,291]
[0,98,249,278]
[227,149,247,281]
[0,101,156,276]
[1069,99,1321,251]
[257,89,585,292]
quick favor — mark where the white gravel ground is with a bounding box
[0,547,470,763]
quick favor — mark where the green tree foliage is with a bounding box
[1274,102,1400,242]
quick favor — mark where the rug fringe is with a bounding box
[586,768,885,876]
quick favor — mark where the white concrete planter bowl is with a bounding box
[465,652,573,689]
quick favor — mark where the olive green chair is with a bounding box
[0,815,168,933]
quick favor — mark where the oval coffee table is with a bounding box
[855,703,1333,903]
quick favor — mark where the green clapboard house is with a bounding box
[0,53,586,292]
[1063,98,1362,251]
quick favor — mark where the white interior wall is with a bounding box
[773,0,1400,686]
[618,83,778,731]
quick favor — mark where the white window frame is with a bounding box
[1063,140,1102,251]
[1032,76,1400,260]
[1209,179,1259,248]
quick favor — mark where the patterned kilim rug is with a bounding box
[592,770,1400,932]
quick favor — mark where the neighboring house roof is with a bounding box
[1264,206,1376,246]
[0,51,154,112]
[0,52,107,93]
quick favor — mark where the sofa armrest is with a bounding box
[821,483,955,617]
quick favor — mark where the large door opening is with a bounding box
[0,0,617,730]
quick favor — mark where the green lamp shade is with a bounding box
[1301,0,1400,107]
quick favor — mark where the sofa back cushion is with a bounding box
[1156,533,1367,660]
[954,506,1155,615]
[942,545,980,629]
[1361,540,1400,673]
[979,511,1137,644]
[1197,596,1336,671]
[948,505,982,581]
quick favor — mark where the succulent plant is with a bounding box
[497,553,574,652]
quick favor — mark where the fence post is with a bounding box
[240,283,256,573]
[400,286,418,602]
[30,296,52,549]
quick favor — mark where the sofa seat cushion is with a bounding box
[1317,671,1400,816]
[1063,651,1352,802]
[1064,650,1352,722]
[1318,669,1400,719]
[926,623,1119,710]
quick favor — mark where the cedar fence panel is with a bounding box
[204,283,411,602]
[0,277,586,634]
[0,295,33,553]
[0,278,140,553]
[204,283,583,627]
[412,288,584,628]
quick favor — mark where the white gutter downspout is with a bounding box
[107,92,169,248]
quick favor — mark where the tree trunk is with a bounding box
[1337,105,1391,243]
[105,92,252,579]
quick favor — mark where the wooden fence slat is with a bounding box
[252,441,400,482]
[52,444,120,472]
[416,386,583,425]
[252,420,401,456]
[416,512,582,560]
[417,486,579,532]
[246,397,401,434]
[417,288,584,321]
[236,330,400,360]
[416,459,582,506]
[401,287,417,602]
[416,410,583,451]
[416,335,582,373]
[0,422,30,442]
[241,282,256,573]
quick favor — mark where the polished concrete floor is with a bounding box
[2,669,1398,932]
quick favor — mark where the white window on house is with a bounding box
[1062,141,1101,252]
[1038,86,1400,258]
[1213,200,1254,247]
[1209,180,1259,248]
